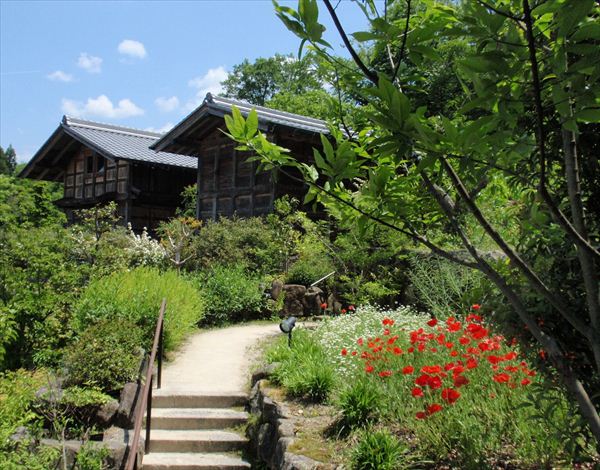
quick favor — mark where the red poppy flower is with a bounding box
[428,376,442,389]
[453,375,469,388]
[415,411,427,419]
[379,370,392,378]
[459,337,470,345]
[427,403,443,415]
[427,318,438,327]
[521,378,531,386]
[348,305,355,311]
[472,304,481,310]
[351,351,357,356]
[441,388,461,404]
[450,350,458,357]
[466,358,478,369]
[402,365,414,375]
[393,347,403,355]
[341,309,347,314]
[320,302,328,309]
[493,373,510,383]
[417,343,426,352]
[487,355,501,365]
[357,338,364,346]
[382,317,395,326]
[422,365,442,374]
[411,387,424,398]
[408,347,415,353]
[383,328,390,336]
[341,348,348,356]
[504,351,517,361]
[365,365,374,373]
[415,374,430,386]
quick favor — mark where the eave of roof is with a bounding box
[20,116,197,180]
[151,93,329,154]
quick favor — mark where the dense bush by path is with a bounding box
[72,267,204,352]
[63,318,144,392]
[196,264,269,325]
[264,306,598,468]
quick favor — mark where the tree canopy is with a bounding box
[226,0,600,442]
[0,145,17,176]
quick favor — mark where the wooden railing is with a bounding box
[125,298,166,470]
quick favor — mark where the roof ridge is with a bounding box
[63,116,164,139]
[208,94,327,125]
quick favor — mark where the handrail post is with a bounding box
[158,322,164,389]
[145,374,153,454]
[124,298,167,470]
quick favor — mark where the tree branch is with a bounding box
[323,0,379,85]
[392,0,412,82]
[439,156,593,339]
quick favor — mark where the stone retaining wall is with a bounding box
[248,376,325,470]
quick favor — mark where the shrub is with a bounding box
[63,319,143,392]
[407,255,485,318]
[188,216,286,274]
[269,329,335,402]
[199,264,268,325]
[338,379,382,429]
[72,267,204,352]
[351,429,404,470]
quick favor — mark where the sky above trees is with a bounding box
[0,0,372,163]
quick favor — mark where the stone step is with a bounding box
[150,408,248,430]
[152,391,247,409]
[148,430,248,453]
[142,452,251,470]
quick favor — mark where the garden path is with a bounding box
[160,323,280,392]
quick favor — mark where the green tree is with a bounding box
[0,145,17,175]
[226,0,600,442]
[222,53,323,105]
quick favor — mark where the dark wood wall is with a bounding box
[60,146,196,232]
[195,126,319,220]
[196,128,274,220]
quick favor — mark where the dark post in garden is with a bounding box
[279,316,296,347]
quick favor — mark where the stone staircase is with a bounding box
[141,390,251,470]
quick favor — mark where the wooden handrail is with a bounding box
[125,298,167,470]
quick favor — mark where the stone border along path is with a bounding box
[142,323,280,470]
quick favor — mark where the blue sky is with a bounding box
[0,0,373,164]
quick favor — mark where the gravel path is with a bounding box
[160,323,280,393]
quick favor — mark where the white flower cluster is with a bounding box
[313,304,427,377]
[125,224,166,267]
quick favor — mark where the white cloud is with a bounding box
[118,39,147,59]
[155,96,179,113]
[47,70,73,82]
[145,122,174,134]
[185,66,228,111]
[77,53,102,73]
[61,95,144,119]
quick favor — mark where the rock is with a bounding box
[271,280,284,301]
[286,300,305,316]
[257,422,276,463]
[282,453,325,470]
[115,382,140,429]
[9,426,32,445]
[277,419,295,439]
[251,363,279,387]
[96,399,119,427]
[103,426,144,469]
[303,286,324,314]
[327,293,343,314]
[283,284,307,301]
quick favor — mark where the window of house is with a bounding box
[85,155,94,174]
[97,157,105,173]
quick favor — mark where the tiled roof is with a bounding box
[62,116,197,168]
[152,93,328,152]
[207,94,329,134]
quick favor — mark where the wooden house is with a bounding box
[19,116,197,231]
[151,93,327,220]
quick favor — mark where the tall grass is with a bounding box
[73,267,204,352]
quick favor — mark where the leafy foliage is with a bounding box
[72,267,204,352]
[197,264,268,325]
[351,429,404,470]
[338,378,382,429]
[63,319,144,392]
[268,329,335,402]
